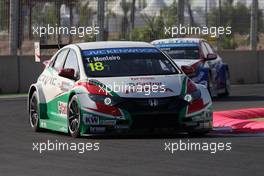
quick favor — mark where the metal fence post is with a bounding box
[9,0,19,56]
[178,0,185,25]
[250,0,258,50]
[97,0,105,41]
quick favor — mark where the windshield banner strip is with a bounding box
[82,47,159,56]
[155,43,198,48]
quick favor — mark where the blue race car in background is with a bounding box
[151,38,230,97]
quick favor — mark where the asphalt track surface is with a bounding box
[0,84,264,176]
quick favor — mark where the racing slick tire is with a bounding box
[29,92,41,132]
[68,95,81,138]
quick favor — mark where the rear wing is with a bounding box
[34,42,67,62]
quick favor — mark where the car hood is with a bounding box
[173,59,201,67]
[87,74,186,98]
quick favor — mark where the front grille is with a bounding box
[117,96,187,113]
[131,114,179,129]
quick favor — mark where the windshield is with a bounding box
[81,47,178,77]
[162,47,200,60]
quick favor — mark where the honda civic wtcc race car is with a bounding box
[28,41,213,137]
[151,38,230,97]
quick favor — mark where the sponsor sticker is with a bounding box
[90,127,106,133]
[38,74,59,86]
[115,125,129,129]
[155,43,198,48]
[84,114,100,125]
[100,120,116,126]
[58,101,67,115]
[60,81,73,91]
[40,120,47,128]
[82,47,159,56]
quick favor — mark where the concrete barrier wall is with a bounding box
[0,51,263,93]
[18,56,46,93]
[0,56,49,93]
[219,51,263,84]
[0,56,19,93]
[259,52,264,83]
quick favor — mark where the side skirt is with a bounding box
[39,119,68,133]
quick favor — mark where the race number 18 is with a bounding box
[89,62,104,72]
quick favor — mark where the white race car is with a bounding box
[152,38,231,97]
[28,41,213,137]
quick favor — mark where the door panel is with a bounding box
[50,49,80,125]
[42,49,69,121]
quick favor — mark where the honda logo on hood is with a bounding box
[148,99,158,107]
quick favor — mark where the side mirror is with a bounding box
[181,65,195,76]
[205,53,217,60]
[59,68,75,80]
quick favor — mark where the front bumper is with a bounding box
[80,96,213,134]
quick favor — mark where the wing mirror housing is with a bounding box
[205,53,217,60]
[59,68,76,80]
[181,65,195,76]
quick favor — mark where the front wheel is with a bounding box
[68,95,81,138]
[29,92,40,132]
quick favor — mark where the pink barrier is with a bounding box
[213,108,264,133]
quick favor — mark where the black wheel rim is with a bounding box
[30,96,38,127]
[68,100,80,133]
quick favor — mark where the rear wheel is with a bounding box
[68,95,81,138]
[29,92,40,132]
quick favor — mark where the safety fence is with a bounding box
[0,0,264,55]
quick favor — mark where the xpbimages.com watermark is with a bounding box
[32,24,100,38]
[32,140,100,154]
[89,79,170,96]
[164,140,232,154]
[164,24,232,38]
